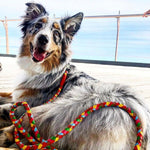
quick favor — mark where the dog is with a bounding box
[0,2,150,150]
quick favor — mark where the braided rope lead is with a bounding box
[10,101,143,150]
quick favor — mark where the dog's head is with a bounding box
[19,3,83,74]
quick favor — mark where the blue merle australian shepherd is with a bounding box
[0,3,150,150]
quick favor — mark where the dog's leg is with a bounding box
[0,125,29,149]
[0,103,13,129]
[0,125,15,147]
[0,102,27,129]
[0,100,28,148]
[0,94,17,148]
[0,92,13,128]
[0,93,25,129]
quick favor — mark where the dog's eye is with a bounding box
[53,30,60,37]
[53,30,61,44]
[35,23,42,29]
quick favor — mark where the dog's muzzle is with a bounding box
[30,41,52,63]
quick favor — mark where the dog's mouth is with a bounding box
[30,43,52,63]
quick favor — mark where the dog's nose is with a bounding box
[38,34,49,45]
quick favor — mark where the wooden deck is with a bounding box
[0,56,150,108]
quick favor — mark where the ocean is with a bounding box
[0,17,150,63]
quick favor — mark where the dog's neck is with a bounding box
[17,61,70,90]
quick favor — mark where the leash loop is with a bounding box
[10,102,143,150]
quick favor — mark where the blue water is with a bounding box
[0,17,150,63]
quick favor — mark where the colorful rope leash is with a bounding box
[10,102,143,150]
[9,71,143,150]
[46,71,68,104]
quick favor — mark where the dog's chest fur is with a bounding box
[12,64,96,107]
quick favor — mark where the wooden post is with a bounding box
[53,14,56,19]
[115,11,120,61]
[2,17,9,54]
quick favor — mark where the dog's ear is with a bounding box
[60,12,84,37]
[24,3,48,20]
[21,3,48,37]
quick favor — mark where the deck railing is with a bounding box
[0,13,150,61]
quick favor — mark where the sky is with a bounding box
[0,0,150,18]
[0,0,150,63]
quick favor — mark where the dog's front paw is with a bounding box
[0,104,12,128]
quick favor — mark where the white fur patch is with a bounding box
[17,56,44,74]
